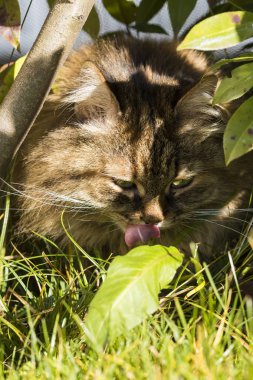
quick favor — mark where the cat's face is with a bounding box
[16,37,249,252]
[20,73,233,242]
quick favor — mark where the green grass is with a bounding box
[1,194,253,379]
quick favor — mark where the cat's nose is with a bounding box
[143,215,163,225]
[142,196,164,225]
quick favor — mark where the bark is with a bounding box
[0,0,95,178]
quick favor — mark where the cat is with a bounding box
[12,35,253,258]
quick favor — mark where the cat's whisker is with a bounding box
[192,210,253,225]
[192,217,248,238]
[194,208,253,214]
[2,189,102,213]
[105,225,123,235]
[1,179,102,211]
[75,216,115,224]
[222,215,252,225]
[193,211,219,216]
[180,221,200,232]
[0,192,20,199]
[74,213,127,227]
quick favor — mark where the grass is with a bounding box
[1,194,253,379]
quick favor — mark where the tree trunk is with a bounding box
[0,0,95,179]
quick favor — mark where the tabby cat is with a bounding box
[13,36,253,258]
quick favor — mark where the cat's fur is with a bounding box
[13,36,253,257]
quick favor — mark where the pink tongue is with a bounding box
[125,224,160,248]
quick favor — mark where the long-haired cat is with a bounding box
[12,35,253,258]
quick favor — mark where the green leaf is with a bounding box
[85,245,183,351]
[83,6,100,39]
[133,23,167,34]
[224,95,253,165]
[0,55,26,103]
[213,62,253,104]
[13,54,26,77]
[167,0,197,37]
[136,0,166,24]
[229,0,253,12]
[47,0,54,7]
[102,0,137,25]
[210,3,239,14]
[178,11,253,51]
[0,0,21,49]
[212,53,253,70]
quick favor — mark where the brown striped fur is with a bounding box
[13,36,253,257]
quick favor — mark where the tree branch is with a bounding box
[0,0,95,178]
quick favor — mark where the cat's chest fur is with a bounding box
[13,36,253,258]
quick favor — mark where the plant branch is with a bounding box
[0,0,95,179]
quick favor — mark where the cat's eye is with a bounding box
[171,177,193,190]
[113,179,137,190]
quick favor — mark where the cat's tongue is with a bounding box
[124,224,160,248]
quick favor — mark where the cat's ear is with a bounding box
[175,74,231,133]
[176,75,218,113]
[69,61,120,120]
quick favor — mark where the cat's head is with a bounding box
[16,37,245,251]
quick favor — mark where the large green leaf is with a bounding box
[136,0,166,24]
[102,0,137,25]
[224,95,253,165]
[167,0,197,37]
[0,0,21,49]
[85,245,183,351]
[83,6,100,39]
[178,11,253,51]
[0,55,26,103]
[213,62,253,104]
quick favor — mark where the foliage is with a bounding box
[213,61,253,103]
[82,6,100,39]
[168,0,197,37]
[178,8,253,164]
[223,95,253,164]
[85,245,182,350]
[135,0,165,24]
[101,0,197,36]
[0,55,26,102]
[177,11,253,51]
[0,0,21,49]
[103,0,137,25]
